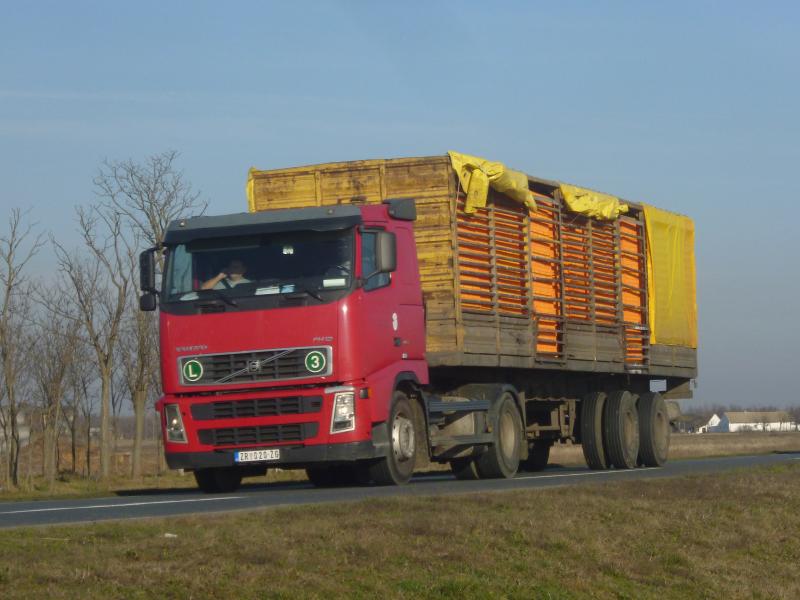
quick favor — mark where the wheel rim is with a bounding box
[392,412,415,462]
[623,409,636,455]
[499,408,516,461]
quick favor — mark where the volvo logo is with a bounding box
[247,360,262,373]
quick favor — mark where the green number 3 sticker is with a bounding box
[304,350,326,373]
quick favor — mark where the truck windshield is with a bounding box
[162,229,354,302]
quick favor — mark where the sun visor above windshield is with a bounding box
[163,206,363,245]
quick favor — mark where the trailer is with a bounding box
[141,152,697,491]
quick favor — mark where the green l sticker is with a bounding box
[183,359,204,382]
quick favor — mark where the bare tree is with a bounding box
[95,150,206,262]
[62,341,94,474]
[94,151,204,477]
[0,210,43,486]
[118,298,158,477]
[31,289,81,485]
[53,207,133,480]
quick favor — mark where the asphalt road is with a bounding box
[1,452,798,529]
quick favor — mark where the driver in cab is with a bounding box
[201,259,250,290]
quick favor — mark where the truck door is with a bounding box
[358,228,398,370]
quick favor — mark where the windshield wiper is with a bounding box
[284,284,322,302]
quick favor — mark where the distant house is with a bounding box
[698,413,722,433]
[701,411,795,433]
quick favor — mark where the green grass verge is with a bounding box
[1,463,798,599]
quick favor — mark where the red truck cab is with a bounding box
[143,200,428,490]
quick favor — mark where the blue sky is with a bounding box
[1,1,798,408]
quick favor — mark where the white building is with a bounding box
[701,411,796,433]
[698,413,721,433]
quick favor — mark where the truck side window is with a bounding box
[361,231,391,291]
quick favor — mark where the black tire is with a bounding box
[306,464,371,487]
[520,440,552,472]
[475,392,523,479]
[603,390,640,469]
[194,467,243,493]
[637,392,670,466]
[369,391,417,485]
[580,392,608,470]
[450,457,480,480]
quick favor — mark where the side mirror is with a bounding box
[139,248,156,293]
[375,231,397,273]
[139,292,157,312]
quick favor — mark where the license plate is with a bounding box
[235,449,280,463]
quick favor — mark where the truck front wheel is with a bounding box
[194,467,243,493]
[369,391,417,485]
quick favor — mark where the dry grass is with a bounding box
[0,463,798,599]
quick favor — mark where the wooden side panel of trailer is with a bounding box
[248,155,695,378]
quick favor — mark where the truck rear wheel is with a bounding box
[637,392,670,466]
[580,392,608,470]
[603,390,640,469]
[520,440,552,472]
[194,467,243,493]
[369,391,417,485]
[475,392,522,479]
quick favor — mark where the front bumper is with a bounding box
[166,424,388,470]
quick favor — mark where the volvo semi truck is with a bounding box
[140,153,697,492]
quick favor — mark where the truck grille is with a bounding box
[191,396,323,421]
[179,346,331,386]
[198,423,319,447]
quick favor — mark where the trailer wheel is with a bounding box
[475,392,522,479]
[637,392,670,466]
[520,440,552,472]
[580,392,608,470]
[194,467,242,493]
[369,391,417,485]
[450,457,480,480]
[603,390,640,469]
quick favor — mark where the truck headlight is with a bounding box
[329,390,356,433]
[164,403,188,443]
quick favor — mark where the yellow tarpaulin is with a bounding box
[642,204,697,348]
[246,168,257,212]
[448,151,535,214]
[559,183,629,220]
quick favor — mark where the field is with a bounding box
[2,432,799,501]
[0,462,798,599]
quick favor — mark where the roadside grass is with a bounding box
[2,432,798,501]
[0,463,798,599]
